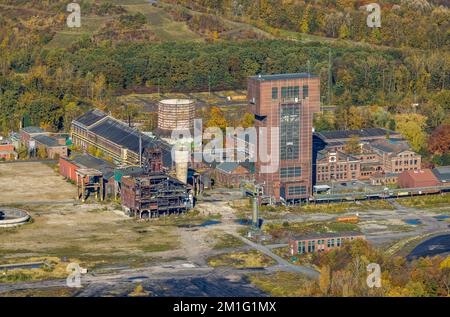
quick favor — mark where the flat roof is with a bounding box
[68,154,115,179]
[292,231,364,241]
[32,135,64,147]
[21,126,46,134]
[317,128,399,142]
[249,73,319,81]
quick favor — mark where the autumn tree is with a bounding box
[240,113,255,128]
[206,106,228,130]
[428,125,450,156]
[319,265,331,295]
[344,135,361,154]
[395,113,428,152]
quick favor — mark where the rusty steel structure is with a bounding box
[121,148,193,219]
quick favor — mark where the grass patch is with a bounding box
[248,272,318,297]
[209,232,245,250]
[208,250,276,268]
[0,287,75,297]
[0,257,76,284]
[397,194,450,209]
[263,221,360,241]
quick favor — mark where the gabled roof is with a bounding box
[401,169,439,183]
[432,166,450,183]
[73,109,173,166]
[316,148,359,162]
[73,109,107,127]
[370,139,412,154]
[216,162,248,174]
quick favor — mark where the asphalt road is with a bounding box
[231,233,320,278]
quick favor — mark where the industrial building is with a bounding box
[316,128,401,146]
[32,135,68,159]
[398,169,441,189]
[214,162,252,188]
[71,109,172,166]
[120,148,193,219]
[313,129,421,186]
[157,99,195,136]
[248,73,320,203]
[289,232,365,255]
[59,154,116,200]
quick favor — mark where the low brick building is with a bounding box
[289,232,365,255]
[33,135,68,159]
[60,154,115,198]
[214,162,251,188]
[20,126,48,145]
[0,139,17,161]
[398,169,440,188]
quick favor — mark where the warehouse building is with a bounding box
[214,162,252,188]
[71,109,172,166]
[398,169,441,189]
[289,232,365,255]
[59,154,116,200]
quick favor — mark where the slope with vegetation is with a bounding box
[0,0,448,166]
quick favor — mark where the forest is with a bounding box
[0,0,448,166]
[171,0,450,50]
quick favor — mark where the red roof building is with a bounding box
[398,169,440,188]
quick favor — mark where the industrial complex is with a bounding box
[0,72,448,217]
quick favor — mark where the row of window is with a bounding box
[280,105,300,160]
[272,85,309,100]
[288,186,307,196]
[280,167,302,178]
[297,237,356,254]
[394,160,418,166]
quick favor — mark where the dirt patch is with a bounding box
[0,162,75,203]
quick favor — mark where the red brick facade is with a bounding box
[248,74,320,202]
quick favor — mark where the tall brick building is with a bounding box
[248,73,320,202]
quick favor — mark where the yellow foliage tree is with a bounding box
[319,265,331,295]
[394,113,428,152]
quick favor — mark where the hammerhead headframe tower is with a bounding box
[248,73,320,203]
